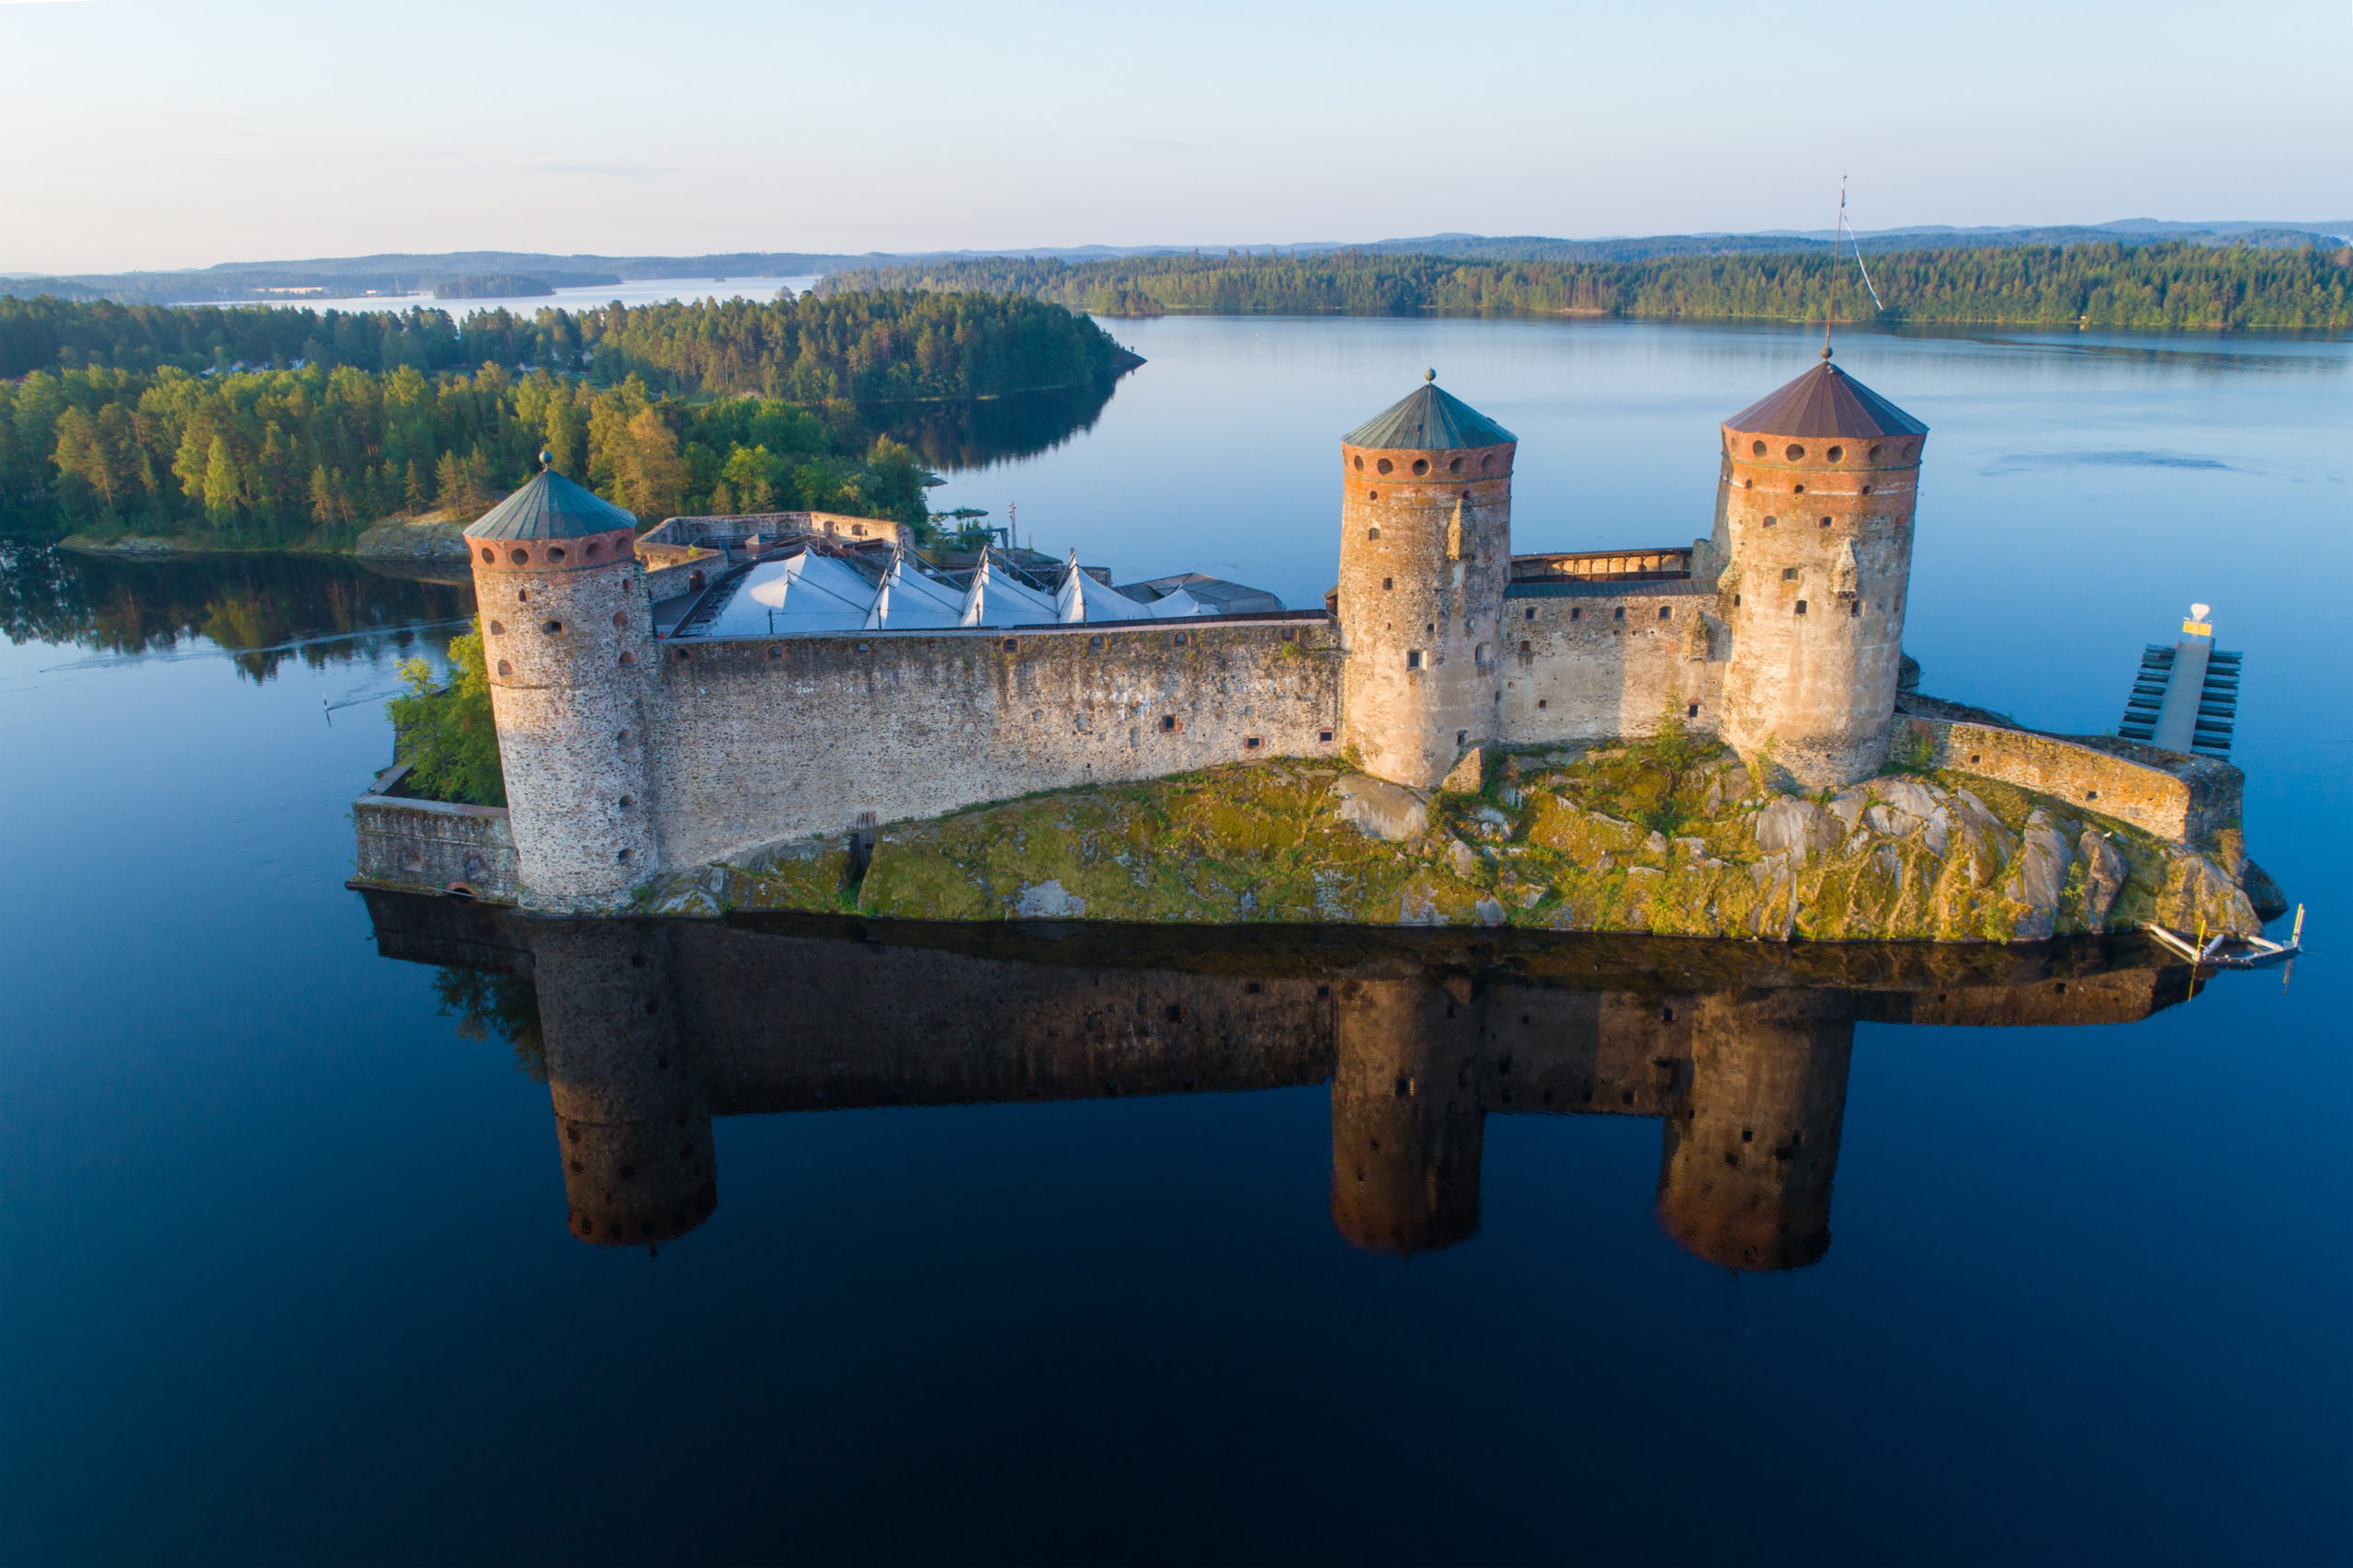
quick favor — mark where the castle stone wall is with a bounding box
[350,767,519,903]
[643,619,1344,868]
[1500,581,1726,745]
[1905,716,2242,846]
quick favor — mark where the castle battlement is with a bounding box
[448,354,1938,912]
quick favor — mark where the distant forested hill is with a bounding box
[0,291,1139,546]
[820,242,2353,331]
[0,289,1136,396]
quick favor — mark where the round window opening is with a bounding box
[1785,443,1806,461]
[1480,453,1494,472]
[1411,458,1429,476]
[547,547,566,563]
[1352,455,1364,472]
[488,620,505,635]
[1825,445,1845,462]
[1751,439,1768,457]
[495,659,512,676]
[541,619,563,635]
[1449,456,1463,473]
[612,611,627,628]
[508,549,529,566]
[479,548,495,563]
[1376,458,1393,475]
[585,540,604,561]
[1869,444,1885,460]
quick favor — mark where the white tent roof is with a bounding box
[687,542,1219,640]
[956,548,1060,628]
[1054,550,1158,623]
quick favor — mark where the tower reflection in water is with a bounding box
[369,892,2194,1269]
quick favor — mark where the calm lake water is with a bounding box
[198,274,824,319]
[2,315,2347,1568]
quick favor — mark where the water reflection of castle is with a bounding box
[368,892,2194,1271]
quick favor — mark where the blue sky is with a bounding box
[4,0,2347,273]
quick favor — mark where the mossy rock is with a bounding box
[646,741,2268,943]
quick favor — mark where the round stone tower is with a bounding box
[1713,352,1928,788]
[1328,972,1485,1256]
[529,920,717,1250]
[1337,373,1517,789]
[462,463,659,910]
[1654,989,1855,1272]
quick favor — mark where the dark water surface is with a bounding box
[2,318,2347,1567]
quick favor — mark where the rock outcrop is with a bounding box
[628,741,2270,944]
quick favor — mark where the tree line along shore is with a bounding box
[819,241,2353,330]
[0,290,1137,549]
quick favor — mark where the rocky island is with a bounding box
[354,352,2279,945]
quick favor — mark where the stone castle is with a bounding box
[441,351,1939,913]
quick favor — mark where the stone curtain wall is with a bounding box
[1908,717,2242,845]
[1500,581,1725,744]
[643,619,1345,868]
[351,768,520,903]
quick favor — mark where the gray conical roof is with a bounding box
[1344,376,1517,450]
[463,468,639,541]
[1722,358,1927,438]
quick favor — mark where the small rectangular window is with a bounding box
[1613,606,1625,620]
[1318,729,1334,743]
[1245,736,1262,749]
[1659,606,1672,619]
[1524,607,1535,620]
[1406,649,1425,670]
[1795,600,1809,615]
[1571,607,1582,621]
[1518,641,1531,653]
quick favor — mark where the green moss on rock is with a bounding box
[649,742,2270,944]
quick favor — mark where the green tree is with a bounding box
[201,435,241,528]
[388,623,506,806]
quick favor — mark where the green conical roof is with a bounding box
[1344,374,1517,450]
[463,467,639,541]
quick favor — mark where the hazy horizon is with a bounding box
[8,213,2353,282]
[5,0,2348,275]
